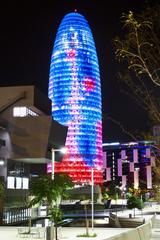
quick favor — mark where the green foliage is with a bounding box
[29,173,74,240]
[49,207,63,225]
[29,173,74,208]
[127,195,143,210]
[102,182,121,200]
[77,233,97,238]
[102,192,109,201]
[152,185,160,202]
[29,173,74,239]
[0,181,4,199]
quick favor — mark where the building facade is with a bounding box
[48,12,103,184]
[153,125,160,144]
[103,141,155,190]
[0,85,67,213]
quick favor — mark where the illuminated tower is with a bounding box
[48,12,103,184]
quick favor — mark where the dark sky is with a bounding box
[0,0,156,142]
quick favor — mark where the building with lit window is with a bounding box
[102,141,155,190]
[48,12,103,184]
[0,85,67,221]
[153,125,160,144]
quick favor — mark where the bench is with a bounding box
[109,229,141,240]
[108,213,121,227]
[107,214,160,240]
[108,213,145,228]
[118,217,145,228]
[17,227,45,239]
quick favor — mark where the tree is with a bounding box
[80,196,90,237]
[127,196,143,218]
[113,3,160,197]
[29,173,74,240]
[151,157,160,201]
[0,180,4,225]
[102,181,121,201]
[0,181,4,198]
[126,187,144,218]
[68,185,98,237]
[113,4,160,124]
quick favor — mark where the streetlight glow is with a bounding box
[60,147,67,154]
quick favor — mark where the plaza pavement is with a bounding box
[0,226,133,240]
[0,205,160,240]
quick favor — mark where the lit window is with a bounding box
[16,177,22,189]
[13,107,27,117]
[22,178,29,189]
[7,176,15,189]
[13,107,38,117]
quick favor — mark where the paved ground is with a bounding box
[0,226,133,240]
[0,206,159,240]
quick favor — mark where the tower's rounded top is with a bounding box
[59,11,88,29]
[54,11,94,48]
[64,11,84,18]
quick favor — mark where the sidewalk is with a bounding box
[0,226,133,240]
[0,206,159,240]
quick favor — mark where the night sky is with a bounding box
[0,0,157,142]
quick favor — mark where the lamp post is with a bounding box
[91,167,94,233]
[51,147,66,180]
[91,166,101,234]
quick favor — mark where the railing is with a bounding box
[3,207,38,225]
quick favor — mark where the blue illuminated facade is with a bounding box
[48,12,103,183]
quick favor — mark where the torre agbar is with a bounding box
[47,12,103,184]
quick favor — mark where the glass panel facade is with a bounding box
[48,12,103,183]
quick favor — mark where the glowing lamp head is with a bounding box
[60,147,67,154]
[0,160,4,166]
[52,147,67,154]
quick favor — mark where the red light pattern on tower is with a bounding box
[84,77,95,92]
[48,12,103,184]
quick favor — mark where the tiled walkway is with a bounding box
[0,226,132,240]
[0,206,159,240]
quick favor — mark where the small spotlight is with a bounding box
[0,160,4,166]
[60,147,67,154]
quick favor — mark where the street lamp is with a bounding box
[91,167,94,233]
[51,147,66,180]
[91,166,101,234]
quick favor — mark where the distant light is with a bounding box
[102,142,120,146]
[135,167,140,171]
[0,160,4,166]
[127,142,138,146]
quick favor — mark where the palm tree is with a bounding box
[29,173,74,240]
